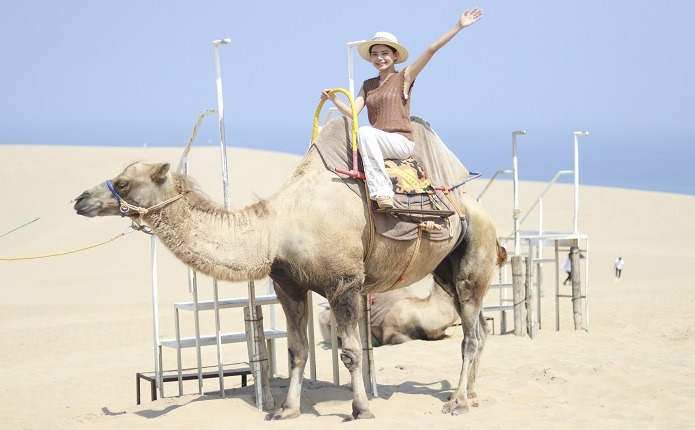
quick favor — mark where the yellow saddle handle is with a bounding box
[311,88,362,178]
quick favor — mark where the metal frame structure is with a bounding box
[477,130,525,334]
[479,130,591,335]
[146,38,309,411]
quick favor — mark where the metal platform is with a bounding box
[174,295,280,311]
[136,365,251,405]
[161,329,287,349]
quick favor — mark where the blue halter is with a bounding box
[106,179,129,217]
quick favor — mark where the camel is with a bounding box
[74,117,505,420]
[319,275,460,346]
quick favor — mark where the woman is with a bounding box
[321,8,483,209]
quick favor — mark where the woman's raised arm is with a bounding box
[404,8,483,88]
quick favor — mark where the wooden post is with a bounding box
[525,255,536,338]
[512,256,525,336]
[244,305,275,411]
[570,245,583,330]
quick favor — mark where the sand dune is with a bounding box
[1,144,693,429]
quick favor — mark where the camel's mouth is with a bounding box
[73,192,101,217]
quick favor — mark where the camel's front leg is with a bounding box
[442,279,486,416]
[329,282,375,421]
[266,284,309,420]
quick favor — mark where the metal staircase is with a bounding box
[476,130,591,336]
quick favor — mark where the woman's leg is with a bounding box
[357,126,414,199]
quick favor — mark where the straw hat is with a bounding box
[357,32,409,64]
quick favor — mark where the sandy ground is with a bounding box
[1,144,694,429]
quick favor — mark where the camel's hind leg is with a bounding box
[328,276,375,421]
[434,247,494,416]
[466,310,491,404]
[266,281,309,421]
[442,279,488,415]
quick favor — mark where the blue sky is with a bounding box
[1,1,693,194]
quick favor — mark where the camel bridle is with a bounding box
[105,179,183,230]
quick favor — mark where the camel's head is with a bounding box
[74,162,175,218]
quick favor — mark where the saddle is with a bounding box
[312,117,470,241]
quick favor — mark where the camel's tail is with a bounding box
[496,240,508,268]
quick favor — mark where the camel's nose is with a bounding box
[73,191,101,217]
[73,191,89,207]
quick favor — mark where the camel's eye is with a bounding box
[116,180,129,190]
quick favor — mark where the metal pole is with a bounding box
[554,241,560,331]
[268,280,279,376]
[585,237,591,332]
[213,38,232,209]
[307,292,317,381]
[573,131,588,234]
[358,298,369,389]
[175,110,216,174]
[175,308,183,396]
[191,271,203,395]
[570,244,582,330]
[212,37,233,400]
[364,294,378,397]
[150,236,162,397]
[330,312,340,385]
[511,256,524,336]
[537,198,543,331]
[185,151,204,394]
[512,130,526,256]
[347,40,366,97]
[212,279,225,397]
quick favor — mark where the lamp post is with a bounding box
[512,130,526,256]
[347,40,366,97]
[573,131,589,234]
[212,38,232,208]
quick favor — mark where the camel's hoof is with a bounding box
[442,398,469,416]
[467,391,479,407]
[342,411,375,422]
[265,407,300,421]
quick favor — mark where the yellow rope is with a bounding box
[0,228,131,261]
[388,225,425,289]
[1,190,182,261]
[441,188,463,216]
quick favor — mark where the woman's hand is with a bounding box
[320,88,335,101]
[458,8,483,29]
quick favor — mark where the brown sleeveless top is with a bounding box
[363,68,414,141]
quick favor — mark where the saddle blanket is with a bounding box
[312,117,470,241]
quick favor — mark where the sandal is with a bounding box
[375,196,394,210]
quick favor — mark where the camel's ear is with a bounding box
[151,163,170,184]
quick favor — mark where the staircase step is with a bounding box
[160,329,287,349]
[174,294,280,311]
[484,305,514,312]
[489,283,513,289]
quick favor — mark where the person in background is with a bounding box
[614,257,624,281]
[321,8,483,209]
[562,254,572,285]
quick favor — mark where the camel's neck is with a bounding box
[145,185,276,282]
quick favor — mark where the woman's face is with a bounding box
[370,44,398,71]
